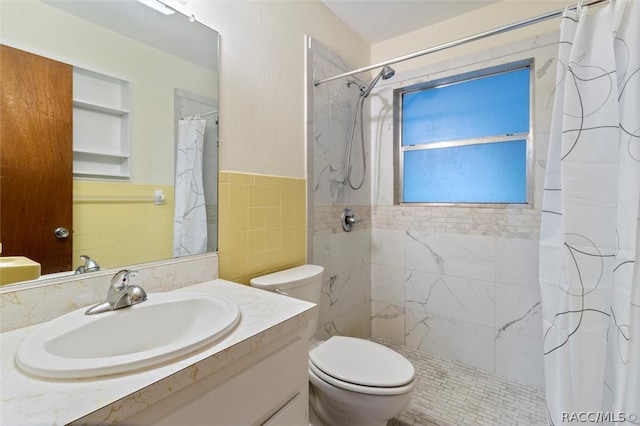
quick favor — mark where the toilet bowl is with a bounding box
[250,265,415,426]
[308,335,415,426]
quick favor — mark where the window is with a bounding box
[394,61,532,204]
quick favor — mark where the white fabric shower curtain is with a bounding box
[173,118,208,257]
[539,0,639,424]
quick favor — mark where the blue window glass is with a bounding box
[402,68,530,145]
[403,141,527,203]
[397,63,531,204]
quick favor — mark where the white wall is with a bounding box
[371,1,577,72]
[176,0,577,180]
[183,0,370,179]
[181,0,577,180]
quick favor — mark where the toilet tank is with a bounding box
[249,264,324,305]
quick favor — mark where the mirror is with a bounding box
[0,0,219,288]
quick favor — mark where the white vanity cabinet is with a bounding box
[125,329,309,425]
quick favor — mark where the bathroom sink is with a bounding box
[0,256,41,286]
[15,292,240,379]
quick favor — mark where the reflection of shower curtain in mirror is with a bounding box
[173,119,207,256]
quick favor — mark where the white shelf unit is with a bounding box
[73,68,131,179]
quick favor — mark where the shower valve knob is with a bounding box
[341,208,361,232]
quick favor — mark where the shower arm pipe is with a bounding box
[313,0,609,87]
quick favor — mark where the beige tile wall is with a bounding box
[72,181,174,271]
[218,171,306,284]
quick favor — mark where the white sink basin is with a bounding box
[15,292,240,379]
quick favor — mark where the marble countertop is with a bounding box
[0,279,316,425]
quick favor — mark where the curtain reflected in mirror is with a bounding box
[173,118,208,257]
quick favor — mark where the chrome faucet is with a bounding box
[75,255,100,274]
[85,269,147,315]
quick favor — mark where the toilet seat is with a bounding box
[309,336,415,396]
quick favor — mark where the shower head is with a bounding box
[380,65,396,79]
[362,65,395,98]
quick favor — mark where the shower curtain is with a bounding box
[173,118,208,257]
[539,0,639,424]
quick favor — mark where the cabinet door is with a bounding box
[0,45,73,274]
[262,392,307,426]
[123,335,309,426]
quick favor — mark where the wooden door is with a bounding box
[0,45,73,275]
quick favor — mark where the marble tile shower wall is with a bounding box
[370,230,544,389]
[309,38,372,339]
[369,33,561,390]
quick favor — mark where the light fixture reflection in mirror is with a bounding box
[0,0,219,290]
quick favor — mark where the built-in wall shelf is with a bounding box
[73,151,130,179]
[72,149,130,158]
[73,68,131,179]
[72,99,129,116]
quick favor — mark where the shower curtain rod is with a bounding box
[313,0,609,86]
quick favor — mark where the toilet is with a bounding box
[250,264,415,426]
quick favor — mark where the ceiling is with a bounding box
[321,0,498,44]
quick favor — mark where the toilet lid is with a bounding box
[309,336,415,388]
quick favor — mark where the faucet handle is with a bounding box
[81,255,100,272]
[128,285,148,304]
[76,255,101,274]
[110,269,139,291]
[87,269,146,314]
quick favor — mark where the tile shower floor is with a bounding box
[374,339,548,426]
